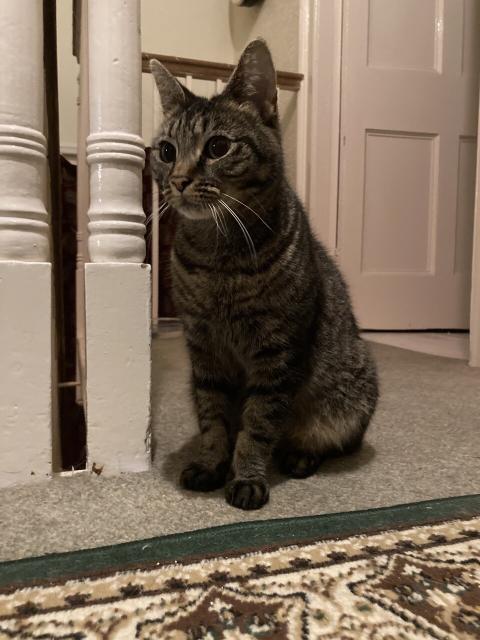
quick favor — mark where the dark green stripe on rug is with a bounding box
[1,494,479,589]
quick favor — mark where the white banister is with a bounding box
[85,0,151,475]
[87,0,146,263]
[151,80,161,332]
[0,0,52,485]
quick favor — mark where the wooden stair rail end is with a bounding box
[142,52,303,92]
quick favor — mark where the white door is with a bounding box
[337,0,480,329]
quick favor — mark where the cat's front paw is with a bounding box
[180,461,229,492]
[225,478,269,510]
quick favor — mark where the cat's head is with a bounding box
[150,40,283,221]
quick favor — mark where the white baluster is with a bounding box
[0,0,52,486]
[151,80,162,333]
[87,0,146,262]
[85,0,151,475]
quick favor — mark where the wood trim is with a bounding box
[43,0,63,472]
[142,53,303,92]
[469,88,480,366]
[296,0,311,202]
[305,0,343,250]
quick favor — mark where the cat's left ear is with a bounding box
[150,59,194,115]
[223,39,278,125]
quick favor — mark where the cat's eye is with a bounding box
[159,141,176,163]
[205,136,231,159]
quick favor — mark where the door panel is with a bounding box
[338,0,480,328]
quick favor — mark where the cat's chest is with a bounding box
[173,260,259,318]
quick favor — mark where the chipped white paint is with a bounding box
[85,0,151,474]
[0,0,52,486]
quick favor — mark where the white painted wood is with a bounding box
[363,331,469,361]
[151,175,159,333]
[60,145,78,164]
[151,80,161,332]
[76,0,89,404]
[0,1,49,260]
[0,264,52,487]
[87,0,146,263]
[85,0,151,474]
[338,0,480,329]
[0,0,52,487]
[85,264,151,474]
[296,0,311,205]
[470,87,480,367]
[304,0,343,250]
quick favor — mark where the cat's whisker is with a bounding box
[209,204,220,245]
[214,203,229,237]
[219,199,257,264]
[145,201,170,227]
[221,192,272,231]
[208,203,225,238]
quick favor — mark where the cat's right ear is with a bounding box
[150,59,194,115]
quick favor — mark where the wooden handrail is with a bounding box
[142,52,303,92]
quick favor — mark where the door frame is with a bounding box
[298,0,343,253]
[470,98,480,366]
[301,0,480,366]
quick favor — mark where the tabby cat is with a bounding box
[150,40,378,510]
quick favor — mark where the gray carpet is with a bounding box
[1,336,479,562]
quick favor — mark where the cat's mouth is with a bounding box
[175,203,212,220]
[166,189,221,221]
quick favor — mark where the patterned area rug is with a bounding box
[0,496,479,639]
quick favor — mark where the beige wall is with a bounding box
[141,0,299,70]
[58,0,300,180]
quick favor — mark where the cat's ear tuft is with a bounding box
[223,39,278,125]
[150,59,194,115]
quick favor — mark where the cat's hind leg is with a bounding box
[275,412,369,479]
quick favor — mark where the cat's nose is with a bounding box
[171,176,192,193]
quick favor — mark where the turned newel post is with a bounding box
[87,0,146,262]
[0,0,52,486]
[0,4,50,261]
[85,0,151,475]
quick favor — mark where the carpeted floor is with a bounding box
[1,336,479,562]
[1,497,479,638]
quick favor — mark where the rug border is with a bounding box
[0,494,478,589]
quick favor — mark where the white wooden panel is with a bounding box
[367,0,440,72]
[462,0,480,75]
[0,263,52,486]
[339,0,479,329]
[362,131,435,273]
[86,264,151,474]
[455,136,477,273]
[470,96,480,366]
